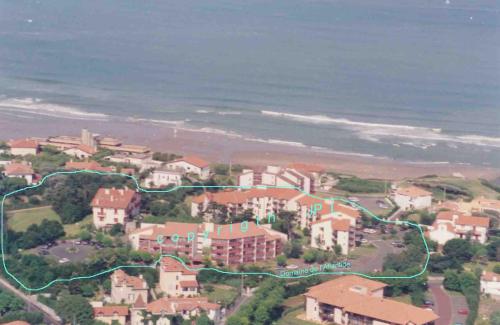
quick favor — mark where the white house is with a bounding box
[3,163,35,185]
[63,144,97,159]
[8,139,39,156]
[428,211,490,245]
[310,218,353,255]
[91,187,141,229]
[394,186,432,210]
[480,271,500,299]
[93,305,129,325]
[166,156,210,180]
[143,167,183,188]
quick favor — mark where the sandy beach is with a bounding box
[1,114,499,180]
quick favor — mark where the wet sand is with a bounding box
[1,114,499,180]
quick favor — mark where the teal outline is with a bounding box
[1,170,430,292]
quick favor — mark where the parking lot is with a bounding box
[39,240,98,264]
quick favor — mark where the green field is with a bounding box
[206,285,239,307]
[7,206,60,232]
[277,308,317,325]
[7,207,92,238]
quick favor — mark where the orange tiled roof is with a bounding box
[311,217,351,232]
[210,222,277,240]
[192,188,302,205]
[173,156,210,168]
[436,211,489,228]
[396,186,432,198]
[8,139,38,149]
[112,269,148,290]
[91,187,137,209]
[141,222,203,240]
[4,163,33,175]
[287,163,325,173]
[93,305,129,317]
[476,198,500,210]
[146,297,220,314]
[333,201,361,218]
[133,294,147,308]
[481,271,500,282]
[1,322,31,325]
[305,275,437,325]
[160,257,198,275]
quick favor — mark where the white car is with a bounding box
[363,228,377,234]
[58,258,70,264]
[360,239,368,244]
[348,196,360,202]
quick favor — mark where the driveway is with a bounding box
[428,278,452,325]
[350,236,405,273]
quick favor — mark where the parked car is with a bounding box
[457,308,469,315]
[75,241,81,245]
[58,258,70,264]
[347,196,360,202]
[363,228,377,234]
[38,250,49,256]
[423,300,434,306]
[360,239,368,244]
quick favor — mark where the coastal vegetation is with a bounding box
[334,176,387,193]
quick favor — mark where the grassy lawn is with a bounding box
[348,244,377,259]
[277,308,318,325]
[63,214,93,238]
[409,177,499,199]
[390,294,412,304]
[7,206,60,232]
[206,286,239,307]
[463,261,499,273]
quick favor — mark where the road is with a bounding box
[428,277,452,325]
[0,276,61,325]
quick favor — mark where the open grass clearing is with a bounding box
[7,206,60,232]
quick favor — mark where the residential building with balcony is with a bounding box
[305,275,438,325]
[428,211,490,245]
[91,187,141,229]
[143,167,183,188]
[93,305,129,325]
[480,271,500,299]
[310,218,354,255]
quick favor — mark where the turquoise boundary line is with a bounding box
[1,170,430,292]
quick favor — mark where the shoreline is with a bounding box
[1,114,499,180]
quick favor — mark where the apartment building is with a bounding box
[191,187,303,220]
[63,144,97,159]
[428,211,490,245]
[128,221,286,265]
[394,186,432,210]
[159,257,199,297]
[166,156,210,180]
[209,222,286,265]
[305,275,438,325]
[238,164,325,194]
[110,270,149,304]
[104,153,163,171]
[128,222,205,262]
[91,187,141,229]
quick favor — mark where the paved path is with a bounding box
[0,276,61,325]
[428,279,452,325]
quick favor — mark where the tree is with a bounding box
[276,255,287,267]
[79,230,92,242]
[303,249,317,264]
[109,224,123,236]
[55,294,94,325]
[443,239,473,263]
[493,264,500,274]
[196,313,213,325]
[284,240,302,258]
[443,269,461,291]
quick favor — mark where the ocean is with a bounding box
[0,0,499,166]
